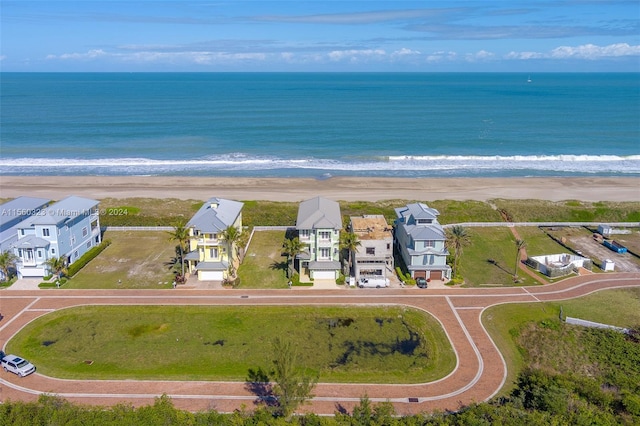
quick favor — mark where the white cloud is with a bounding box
[506,43,640,61]
[391,47,420,57]
[327,49,386,62]
[0,55,6,61]
[46,49,268,65]
[425,51,458,63]
[549,43,640,59]
[465,50,495,62]
[47,49,107,60]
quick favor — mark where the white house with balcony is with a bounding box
[12,196,101,278]
[350,215,394,281]
[394,202,451,281]
[185,197,243,281]
[296,196,342,280]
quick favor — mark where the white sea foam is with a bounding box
[1,154,639,176]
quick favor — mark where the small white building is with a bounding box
[602,259,615,271]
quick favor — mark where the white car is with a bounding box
[1,354,36,377]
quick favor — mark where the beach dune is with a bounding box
[0,176,638,202]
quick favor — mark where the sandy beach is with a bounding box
[0,176,638,202]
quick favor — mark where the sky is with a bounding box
[1,1,639,72]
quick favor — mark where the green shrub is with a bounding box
[67,240,112,277]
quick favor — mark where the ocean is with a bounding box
[1,72,638,178]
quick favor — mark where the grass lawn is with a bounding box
[513,226,568,257]
[65,231,176,289]
[237,230,289,289]
[492,199,640,223]
[7,305,456,384]
[458,227,541,287]
[482,287,640,395]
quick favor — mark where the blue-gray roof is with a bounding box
[405,224,446,241]
[12,234,50,249]
[187,197,243,233]
[0,197,50,250]
[21,196,99,226]
[395,202,440,222]
[296,197,342,230]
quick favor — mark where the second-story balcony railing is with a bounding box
[197,238,220,246]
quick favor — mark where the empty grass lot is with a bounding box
[237,230,289,289]
[482,288,640,395]
[65,231,176,289]
[458,227,541,287]
[7,305,456,384]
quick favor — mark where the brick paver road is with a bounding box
[1,272,638,416]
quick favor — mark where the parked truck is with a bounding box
[1,353,36,377]
[603,239,628,254]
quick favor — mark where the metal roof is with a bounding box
[296,196,342,230]
[187,197,243,233]
[21,196,99,226]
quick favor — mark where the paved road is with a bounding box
[1,272,639,416]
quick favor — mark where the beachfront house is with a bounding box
[12,196,101,278]
[185,197,244,281]
[296,196,342,281]
[394,202,451,281]
[349,215,394,282]
[0,197,51,280]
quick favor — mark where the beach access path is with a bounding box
[1,272,639,416]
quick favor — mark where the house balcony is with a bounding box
[17,258,39,267]
[196,238,221,246]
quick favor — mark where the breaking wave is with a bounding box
[1,154,639,177]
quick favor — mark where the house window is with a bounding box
[300,229,310,239]
[37,250,43,259]
[417,219,433,225]
[82,227,88,237]
[320,248,330,259]
[74,250,79,259]
[425,240,435,248]
[209,248,218,258]
[20,229,25,236]
[70,235,76,245]
[319,231,331,240]
[366,247,375,255]
[86,241,91,249]
[43,228,50,237]
[387,243,391,250]
[51,248,56,255]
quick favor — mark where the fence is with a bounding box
[102,226,173,232]
[565,316,629,334]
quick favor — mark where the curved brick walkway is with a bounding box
[1,272,638,415]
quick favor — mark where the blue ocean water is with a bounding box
[1,72,638,177]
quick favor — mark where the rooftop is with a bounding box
[350,215,392,240]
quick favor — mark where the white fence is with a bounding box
[565,316,629,334]
[102,226,174,231]
[441,222,640,229]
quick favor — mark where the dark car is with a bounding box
[416,277,428,288]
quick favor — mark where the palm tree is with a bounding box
[340,231,361,276]
[46,256,68,284]
[167,220,190,278]
[282,237,307,279]
[514,239,527,279]
[0,250,18,281]
[445,225,471,278]
[220,225,242,278]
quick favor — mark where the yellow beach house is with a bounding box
[185,197,243,281]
